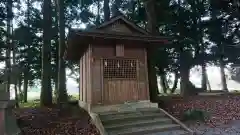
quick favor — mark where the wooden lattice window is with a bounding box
[103,58,137,79]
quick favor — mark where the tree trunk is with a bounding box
[104,0,110,21]
[170,72,179,93]
[131,0,136,19]
[18,76,22,94]
[57,0,68,103]
[23,72,28,103]
[159,68,168,93]
[201,63,207,90]
[41,0,53,106]
[53,0,59,97]
[206,75,211,91]
[6,0,13,92]
[12,31,19,107]
[220,58,228,91]
[180,67,190,96]
[14,84,19,107]
[112,0,121,17]
[22,0,30,103]
[159,74,168,93]
[179,49,191,96]
[144,0,159,101]
[96,0,100,25]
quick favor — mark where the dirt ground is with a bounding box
[14,105,100,135]
[162,94,240,126]
[161,94,240,134]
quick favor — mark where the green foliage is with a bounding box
[19,100,40,108]
[182,109,210,122]
[1,0,239,104]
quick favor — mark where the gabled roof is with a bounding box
[65,14,170,60]
[90,14,149,35]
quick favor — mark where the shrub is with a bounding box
[182,109,210,122]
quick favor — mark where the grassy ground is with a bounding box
[19,94,79,108]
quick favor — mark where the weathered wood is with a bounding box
[65,14,169,60]
[116,44,124,57]
[66,14,169,107]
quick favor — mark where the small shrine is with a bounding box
[65,15,169,110]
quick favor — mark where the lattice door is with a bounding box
[103,58,137,79]
[102,58,139,104]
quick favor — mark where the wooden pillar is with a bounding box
[79,57,83,101]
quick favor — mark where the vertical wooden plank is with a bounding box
[82,53,86,102]
[92,59,102,104]
[116,44,124,56]
[136,60,140,100]
[79,57,83,101]
[88,45,92,103]
[85,50,89,103]
[86,46,91,103]
[85,49,88,102]
[100,59,104,104]
[144,48,150,100]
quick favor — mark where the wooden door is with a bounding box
[102,58,139,104]
[103,79,138,104]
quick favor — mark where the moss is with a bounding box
[182,109,210,122]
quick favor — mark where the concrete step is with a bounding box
[146,129,190,135]
[108,124,181,135]
[99,108,161,117]
[101,112,165,124]
[99,110,141,118]
[105,118,172,131]
[136,107,161,113]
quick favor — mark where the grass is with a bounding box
[19,94,79,108]
[19,100,40,108]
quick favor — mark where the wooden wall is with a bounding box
[90,44,149,105]
[79,44,92,104]
[124,46,149,101]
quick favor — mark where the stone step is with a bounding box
[108,124,181,135]
[136,107,161,113]
[145,130,190,135]
[105,118,172,131]
[99,108,161,117]
[101,112,165,124]
[99,110,140,117]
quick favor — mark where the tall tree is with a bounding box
[6,0,13,92]
[53,0,59,94]
[104,0,110,21]
[23,0,31,103]
[112,0,121,16]
[208,1,229,91]
[41,0,53,106]
[144,0,159,101]
[57,0,67,103]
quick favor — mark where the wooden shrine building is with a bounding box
[65,15,169,106]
